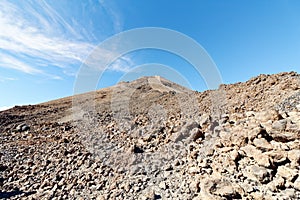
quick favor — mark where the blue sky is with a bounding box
[1,0,300,110]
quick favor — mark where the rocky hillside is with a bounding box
[0,72,299,199]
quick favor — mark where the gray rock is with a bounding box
[253,138,273,151]
[280,188,296,199]
[288,149,300,167]
[294,176,300,191]
[272,119,287,131]
[182,121,200,134]
[240,145,271,167]
[255,110,280,122]
[243,165,272,183]
[277,166,298,181]
[266,175,285,192]
[159,181,167,190]
[190,179,200,193]
[296,104,300,111]
[15,123,30,132]
[140,190,156,200]
[202,179,241,199]
[271,131,298,142]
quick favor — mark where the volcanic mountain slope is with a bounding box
[0,72,300,199]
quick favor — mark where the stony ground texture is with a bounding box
[0,72,299,199]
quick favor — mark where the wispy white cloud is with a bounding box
[0,0,132,79]
[110,56,133,72]
[98,0,123,33]
[0,0,94,76]
[0,53,43,74]
[0,75,18,82]
[84,47,134,73]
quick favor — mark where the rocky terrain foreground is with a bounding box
[0,72,300,199]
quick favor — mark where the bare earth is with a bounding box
[0,72,300,199]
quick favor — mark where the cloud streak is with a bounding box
[0,75,18,82]
[0,0,133,79]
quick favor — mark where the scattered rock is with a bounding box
[294,176,300,191]
[272,119,287,131]
[277,166,298,181]
[159,181,167,190]
[288,149,300,167]
[243,165,272,183]
[267,175,285,192]
[1,73,300,199]
[253,138,273,151]
[15,123,30,132]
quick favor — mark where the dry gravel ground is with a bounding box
[0,72,300,199]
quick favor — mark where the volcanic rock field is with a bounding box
[0,72,300,199]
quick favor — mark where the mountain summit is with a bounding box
[1,72,300,199]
